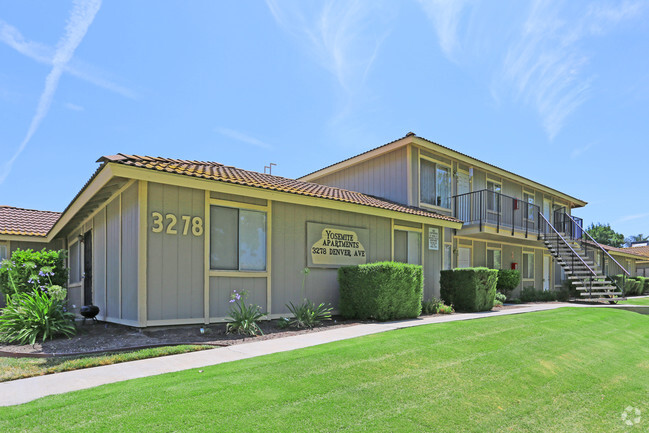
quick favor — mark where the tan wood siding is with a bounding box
[93,209,107,321]
[270,201,392,315]
[147,182,205,321]
[423,224,444,299]
[210,191,267,207]
[209,276,267,318]
[106,198,120,320]
[120,183,139,321]
[312,147,408,206]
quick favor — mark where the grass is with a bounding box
[2,308,649,432]
[618,296,649,305]
[0,345,212,382]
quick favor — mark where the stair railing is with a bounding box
[562,212,630,296]
[539,212,597,297]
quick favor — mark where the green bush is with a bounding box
[338,262,423,321]
[520,286,561,302]
[0,288,76,345]
[0,249,68,296]
[421,297,454,315]
[225,290,265,336]
[440,267,498,312]
[494,291,507,307]
[611,275,643,296]
[633,277,649,294]
[496,270,521,298]
[285,299,333,329]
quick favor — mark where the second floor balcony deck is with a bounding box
[452,189,545,239]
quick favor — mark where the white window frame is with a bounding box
[419,156,452,210]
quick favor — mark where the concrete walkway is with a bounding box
[0,302,612,406]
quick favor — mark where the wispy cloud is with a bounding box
[617,212,649,223]
[0,0,102,184]
[215,127,272,150]
[418,0,646,139]
[64,102,84,111]
[265,0,393,94]
[503,0,645,139]
[417,0,471,59]
[570,142,594,159]
[0,18,136,100]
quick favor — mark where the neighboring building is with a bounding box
[621,245,649,277]
[0,132,642,326]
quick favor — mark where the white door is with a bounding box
[543,198,552,223]
[458,247,471,268]
[456,171,470,221]
[543,255,551,291]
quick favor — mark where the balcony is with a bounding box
[452,189,541,238]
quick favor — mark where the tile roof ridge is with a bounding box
[0,205,61,214]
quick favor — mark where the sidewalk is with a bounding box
[0,302,582,406]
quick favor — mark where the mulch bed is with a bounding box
[0,304,540,357]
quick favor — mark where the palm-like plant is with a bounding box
[625,234,649,247]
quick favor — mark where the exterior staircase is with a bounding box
[539,212,628,302]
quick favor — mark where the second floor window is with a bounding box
[420,159,451,208]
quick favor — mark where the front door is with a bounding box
[83,231,92,305]
[543,198,552,223]
[457,171,470,221]
[458,247,471,268]
[543,255,551,291]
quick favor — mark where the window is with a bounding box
[524,191,535,222]
[210,206,266,271]
[523,252,534,279]
[443,244,452,270]
[487,249,501,269]
[0,242,7,262]
[420,158,451,208]
[487,180,502,212]
[394,230,421,265]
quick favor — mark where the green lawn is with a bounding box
[2,308,649,432]
[0,345,212,382]
[618,296,649,305]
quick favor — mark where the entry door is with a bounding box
[543,198,552,224]
[458,247,471,268]
[83,231,93,305]
[457,171,470,221]
[543,255,551,291]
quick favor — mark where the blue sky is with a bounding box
[1,0,647,237]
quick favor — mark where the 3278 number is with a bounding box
[151,212,203,236]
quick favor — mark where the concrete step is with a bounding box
[579,291,623,296]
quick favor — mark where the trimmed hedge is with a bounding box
[496,269,521,298]
[611,275,643,296]
[338,262,423,321]
[633,276,649,294]
[440,267,498,312]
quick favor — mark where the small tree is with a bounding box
[586,223,624,248]
[496,269,521,298]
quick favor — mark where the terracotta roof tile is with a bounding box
[102,154,461,224]
[0,206,61,237]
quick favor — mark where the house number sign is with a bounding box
[151,212,203,236]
